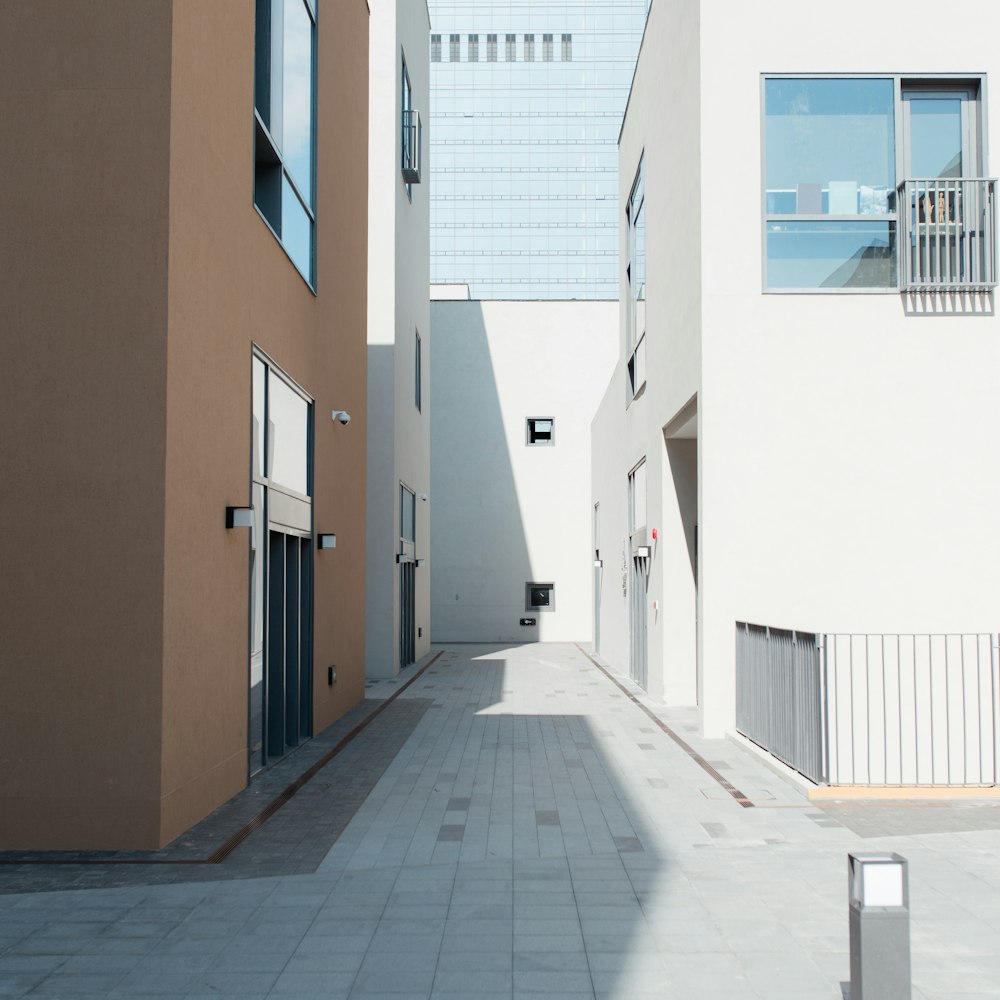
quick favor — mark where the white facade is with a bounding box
[365,0,431,677]
[431,299,616,643]
[593,0,1000,755]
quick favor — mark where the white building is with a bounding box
[593,0,1000,788]
[365,0,431,677]
[432,296,617,643]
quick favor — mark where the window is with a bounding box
[764,78,897,290]
[253,0,317,287]
[415,330,422,412]
[542,34,553,62]
[430,34,441,62]
[561,33,572,61]
[523,34,535,62]
[505,34,516,61]
[526,417,554,445]
[626,158,646,402]
[526,583,555,612]
[486,33,497,62]
[449,34,460,62]
[629,461,647,535]
[400,484,416,544]
[401,55,421,188]
[468,34,479,62]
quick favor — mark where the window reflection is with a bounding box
[281,177,312,282]
[908,98,963,178]
[267,371,310,495]
[767,222,896,289]
[765,78,895,216]
[282,0,313,202]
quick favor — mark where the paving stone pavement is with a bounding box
[2,641,1000,999]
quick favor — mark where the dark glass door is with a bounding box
[265,530,312,762]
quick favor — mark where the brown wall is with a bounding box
[0,1,174,848]
[0,0,369,850]
[158,0,370,845]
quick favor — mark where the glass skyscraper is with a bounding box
[428,1,648,300]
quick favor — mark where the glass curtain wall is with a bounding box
[429,0,647,300]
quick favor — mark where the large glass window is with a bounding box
[254,0,317,287]
[629,461,647,533]
[267,370,310,496]
[764,77,896,289]
[400,485,416,543]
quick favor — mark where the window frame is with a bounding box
[415,329,422,412]
[525,582,555,613]
[625,156,646,404]
[760,72,987,294]
[526,417,555,446]
[253,0,318,291]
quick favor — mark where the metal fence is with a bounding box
[735,623,826,784]
[897,178,997,291]
[736,624,1000,787]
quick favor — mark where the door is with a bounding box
[901,87,981,283]
[903,88,977,181]
[593,503,601,654]
[249,353,314,775]
[399,560,416,668]
[629,553,648,689]
[628,461,648,690]
[266,530,313,762]
[399,484,417,669]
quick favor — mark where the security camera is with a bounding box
[417,493,429,502]
[331,410,351,426]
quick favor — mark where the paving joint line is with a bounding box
[1,650,444,867]
[573,643,755,809]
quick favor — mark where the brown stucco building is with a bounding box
[0,0,369,850]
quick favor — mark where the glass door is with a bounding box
[249,351,314,775]
[903,89,976,181]
[900,88,981,285]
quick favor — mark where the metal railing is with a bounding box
[735,623,826,783]
[897,178,997,291]
[736,624,1000,787]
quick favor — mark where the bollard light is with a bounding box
[848,852,911,1000]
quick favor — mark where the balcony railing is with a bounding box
[897,178,997,291]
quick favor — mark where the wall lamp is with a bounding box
[317,534,337,550]
[331,410,352,426]
[226,506,253,529]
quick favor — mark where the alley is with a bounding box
[2,643,999,999]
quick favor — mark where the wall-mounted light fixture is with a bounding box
[331,410,352,426]
[226,506,253,529]
[317,534,337,550]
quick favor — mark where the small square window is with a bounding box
[526,583,555,612]
[526,417,554,446]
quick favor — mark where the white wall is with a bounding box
[595,0,1000,739]
[431,300,617,643]
[366,0,431,677]
[697,0,1000,736]
[592,0,702,708]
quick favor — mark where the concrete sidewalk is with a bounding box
[2,642,999,998]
